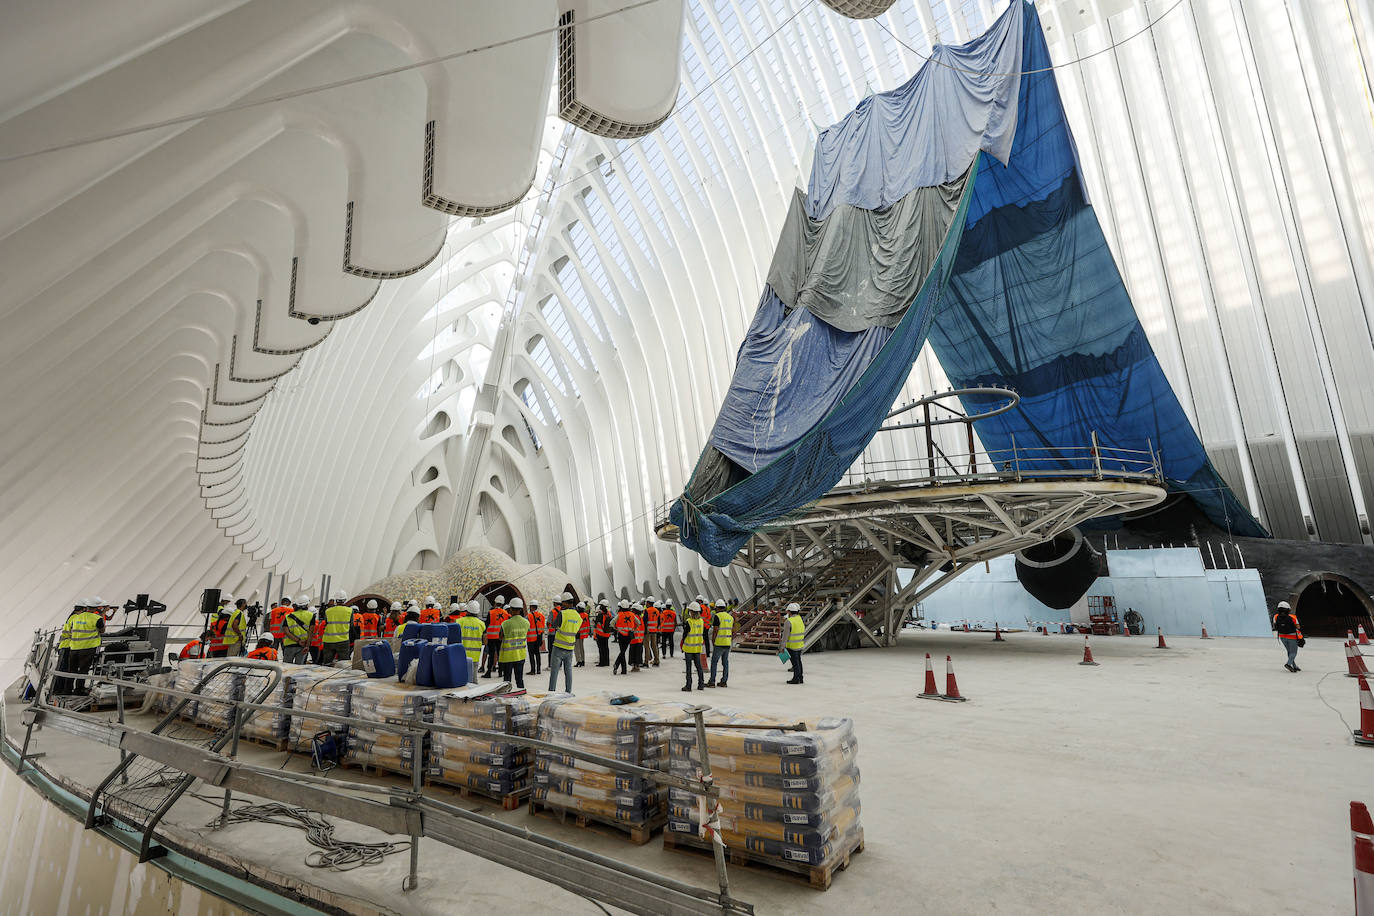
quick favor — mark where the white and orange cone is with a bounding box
[918,652,941,699]
[941,655,968,702]
[1200,621,1211,639]
[1349,642,1373,679]
[1156,627,1168,649]
[993,622,1005,642]
[1079,635,1100,666]
[1042,623,1049,637]
[1356,802,1374,915]
[1356,675,1374,747]
[1360,625,1371,647]
[1122,620,1131,636]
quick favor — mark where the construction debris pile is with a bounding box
[666,712,864,870]
[429,691,559,799]
[346,680,447,775]
[533,694,688,828]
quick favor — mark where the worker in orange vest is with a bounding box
[593,600,613,667]
[419,596,442,624]
[1273,600,1303,672]
[482,601,509,677]
[267,599,292,646]
[659,602,678,659]
[697,595,713,632]
[445,601,465,623]
[355,600,381,640]
[612,600,636,675]
[527,600,545,676]
[629,603,646,673]
[309,615,325,664]
[382,602,402,637]
[575,601,590,667]
[246,637,278,661]
[644,598,662,667]
[179,631,212,660]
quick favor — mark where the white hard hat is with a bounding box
[408,599,419,606]
[92,596,104,605]
[425,595,437,604]
[598,598,608,606]
[367,599,378,609]
[297,596,311,606]
[787,602,801,612]
[529,599,540,607]
[284,596,295,605]
[493,595,506,605]
[450,602,462,610]
[390,601,402,611]
[334,591,346,601]
[468,600,482,614]
[632,602,643,611]
[688,602,701,612]
[509,597,525,609]
[74,598,89,608]
[577,601,586,609]
[618,599,629,609]
[350,605,359,612]
[561,591,573,601]
[221,594,234,603]
[646,596,656,604]
[1277,600,1291,610]
[695,594,705,601]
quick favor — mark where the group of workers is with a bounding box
[52,597,112,694]
[170,589,811,692]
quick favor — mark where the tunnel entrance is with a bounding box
[1291,573,1374,638]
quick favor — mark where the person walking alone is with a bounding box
[548,601,580,694]
[1273,600,1303,672]
[781,602,806,685]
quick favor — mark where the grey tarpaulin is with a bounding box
[767,180,966,333]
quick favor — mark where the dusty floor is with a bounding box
[6,630,1367,914]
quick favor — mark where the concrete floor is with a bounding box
[6,631,1367,914]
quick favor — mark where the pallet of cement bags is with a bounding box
[240,664,328,749]
[663,710,863,890]
[287,667,367,752]
[530,693,689,844]
[428,690,566,808]
[344,680,449,776]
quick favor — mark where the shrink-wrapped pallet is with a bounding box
[429,691,564,797]
[532,694,689,827]
[345,681,447,775]
[665,711,862,870]
[240,664,324,744]
[288,668,366,752]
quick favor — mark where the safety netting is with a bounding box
[671,1,1264,567]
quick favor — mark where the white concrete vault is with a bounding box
[4,0,1374,678]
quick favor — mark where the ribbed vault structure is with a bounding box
[3,0,1373,668]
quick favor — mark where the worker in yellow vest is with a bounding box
[281,600,314,664]
[457,601,485,682]
[548,602,581,693]
[681,603,706,692]
[317,600,355,666]
[498,600,530,688]
[705,603,734,688]
[782,602,806,685]
[64,598,105,695]
[394,609,420,641]
[53,600,83,695]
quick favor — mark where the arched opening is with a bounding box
[1290,572,1374,637]
[475,580,526,608]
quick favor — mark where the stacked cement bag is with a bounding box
[167,658,211,718]
[666,712,863,868]
[241,664,330,745]
[144,670,178,716]
[429,690,564,798]
[345,681,448,775]
[288,668,367,752]
[533,694,689,827]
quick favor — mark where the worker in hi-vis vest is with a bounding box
[498,600,530,689]
[548,602,580,694]
[705,603,734,689]
[681,602,706,692]
[781,602,806,685]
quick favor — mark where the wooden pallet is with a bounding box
[528,797,662,846]
[663,827,864,890]
[427,779,528,811]
[238,732,290,753]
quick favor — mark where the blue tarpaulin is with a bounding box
[672,1,1265,567]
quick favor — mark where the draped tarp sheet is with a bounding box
[672,1,1264,567]
[925,4,1266,538]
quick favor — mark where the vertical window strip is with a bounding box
[553,257,609,341]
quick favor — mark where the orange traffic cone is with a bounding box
[993,622,1005,642]
[1349,642,1373,679]
[1200,622,1211,639]
[1122,620,1131,636]
[918,653,941,699]
[1156,627,1168,649]
[1355,675,1374,747]
[1360,625,1371,647]
[1042,623,1049,637]
[941,655,968,702]
[1079,635,1100,666]
[1354,800,1374,838]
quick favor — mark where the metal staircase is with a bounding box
[732,549,890,653]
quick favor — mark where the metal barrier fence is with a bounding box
[11,635,757,916]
